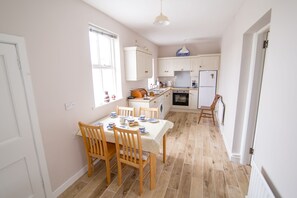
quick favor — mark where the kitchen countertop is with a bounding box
[128,87,171,103]
[128,87,198,103]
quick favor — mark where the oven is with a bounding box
[172,90,189,106]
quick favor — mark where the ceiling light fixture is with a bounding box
[154,0,170,26]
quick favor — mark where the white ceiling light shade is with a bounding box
[180,45,189,53]
[154,0,170,26]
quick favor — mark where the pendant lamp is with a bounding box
[154,0,170,26]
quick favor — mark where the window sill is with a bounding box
[92,97,124,110]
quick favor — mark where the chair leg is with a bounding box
[105,159,111,185]
[87,156,93,177]
[150,154,156,190]
[117,161,122,186]
[139,167,143,195]
[198,109,203,124]
[211,110,215,126]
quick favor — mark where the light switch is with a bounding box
[64,102,75,111]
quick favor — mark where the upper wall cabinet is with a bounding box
[199,55,220,70]
[172,57,190,71]
[158,58,174,77]
[158,54,220,77]
[125,46,152,81]
[189,57,201,77]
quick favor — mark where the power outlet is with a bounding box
[64,102,76,111]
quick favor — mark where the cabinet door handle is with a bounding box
[145,71,148,73]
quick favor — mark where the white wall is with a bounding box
[0,0,158,192]
[218,0,272,158]
[219,0,297,197]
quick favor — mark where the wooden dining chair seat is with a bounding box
[116,106,135,117]
[78,122,116,185]
[113,126,151,195]
[198,94,221,126]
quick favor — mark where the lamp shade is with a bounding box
[154,13,170,26]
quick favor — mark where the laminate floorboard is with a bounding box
[58,111,251,198]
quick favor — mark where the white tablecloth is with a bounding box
[77,116,174,154]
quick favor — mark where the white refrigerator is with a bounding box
[198,70,217,108]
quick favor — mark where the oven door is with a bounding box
[173,92,189,106]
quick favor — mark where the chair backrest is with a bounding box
[78,122,108,158]
[113,126,143,167]
[210,94,221,110]
[139,107,159,118]
[116,106,135,117]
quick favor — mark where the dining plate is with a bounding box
[107,126,113,130]
[148,118,159,123]
[138,118,147,122]
[140,130,149,135]
[94,122,103,126]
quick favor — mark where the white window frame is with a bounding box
[88,25,121,107]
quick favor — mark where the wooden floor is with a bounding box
[59,112,251,198]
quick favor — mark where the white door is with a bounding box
[199,70,217,86]
[0,43,46,197]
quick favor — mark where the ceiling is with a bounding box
[83,0,246,46]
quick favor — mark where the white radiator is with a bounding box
[217,98,225,125]
[247,161,275,198]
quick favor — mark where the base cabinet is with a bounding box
[189,89,198,109]
[128,90,171,119]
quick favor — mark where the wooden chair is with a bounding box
[198,94,221,126]
[116,106,135,117]
[78,122,116,185]
[139,107,166,163]
[113,126,151,195]
[139,107,159,118]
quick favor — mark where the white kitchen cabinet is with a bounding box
[158,58,174,76]
[128,89,171,119]
[189,57,201,77]
[189,89,198,109]
[125,46,152,81]
[199,55,220,70]
[163,90,172,116]
[172,57,190,71]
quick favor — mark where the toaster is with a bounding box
[131,88,148,98]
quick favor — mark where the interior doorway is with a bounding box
[0,34,52,197]
[239,11,271,164]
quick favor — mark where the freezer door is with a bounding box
[199,70,217,86]
[198,87,216,108]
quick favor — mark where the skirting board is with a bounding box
[53,159,99,197]
[231,154,241,163]
[219,126,241,163]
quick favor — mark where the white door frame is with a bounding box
[0,33,53,198]
[240,25,270,165]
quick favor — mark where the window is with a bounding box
[88,25,121,107]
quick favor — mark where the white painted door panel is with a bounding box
[0,43,45,198]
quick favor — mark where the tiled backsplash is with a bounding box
[159,72,199,88]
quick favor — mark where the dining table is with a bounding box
[77,115,174,189]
